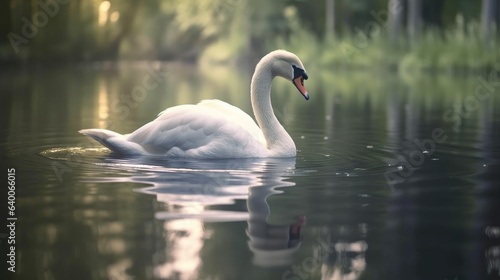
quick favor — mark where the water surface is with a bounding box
[1,63,499,280]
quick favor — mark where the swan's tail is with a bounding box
[79,129,143,155]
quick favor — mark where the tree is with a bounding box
[481,0,498,47]
[0,0,11,44]
[407,0,423,46]
[388,0,403,44]
[325,0,335,37]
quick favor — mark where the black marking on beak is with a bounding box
[292,65,308,80]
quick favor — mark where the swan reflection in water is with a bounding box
[85,156,367,279]
[91,157,304,278]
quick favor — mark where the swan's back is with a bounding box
[197,100,266,145]
[127,103,268,158]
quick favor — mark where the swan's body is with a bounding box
[80,50,309,158]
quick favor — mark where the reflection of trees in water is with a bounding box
[15,180,161,280]
[292,226,368,280]
[474,99,500,277]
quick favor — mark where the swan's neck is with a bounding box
[251,64,296,156]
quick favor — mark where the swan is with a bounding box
[79,50,309,158]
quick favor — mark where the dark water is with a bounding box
[1,63,500,280]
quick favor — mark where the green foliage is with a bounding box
[0,0,498,72]
[399,16,499,72]
[267,11,498,72]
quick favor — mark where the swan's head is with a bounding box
[264,50,310,100]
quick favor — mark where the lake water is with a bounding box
[1,63,499,280]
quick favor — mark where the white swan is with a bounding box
[80,50,309,158]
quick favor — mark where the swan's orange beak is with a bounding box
[293,76,309,100]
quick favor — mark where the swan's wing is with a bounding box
[127,104,268,158]
[196,99,266,145]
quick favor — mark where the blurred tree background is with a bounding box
[0,0,499,71]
